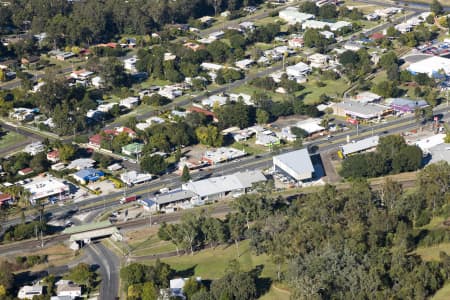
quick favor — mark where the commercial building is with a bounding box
[351,91,382,104]
[331,101,391,120]
[182,170,266,201]
[142,189,197,211]
[414,133,445,154]
[295,118,326,135]
[279,7,315,24]
[120,170,153,186]
[341,136,380,157]
[202,147,246,165]
[428,143,450,164]
[23,175,69,204]
[273,149,315,182]
[386,98,429,113]
[73,168,104,184]
[407,56,450,77]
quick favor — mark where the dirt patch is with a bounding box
[320,150,341,183]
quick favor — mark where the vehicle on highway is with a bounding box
[120,195,138,204]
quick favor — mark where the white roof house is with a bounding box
[24,142,45,156]
[351,91,382,104]
[279,7,315,24]
[341,136,380,156]
[302,20,352,31]
[56,280,82,299]
[182,170,266,200]
[407,56,450,77]
[158,86,182,99]
[308,53,329,68]
[123,56,138,72]
[201,62,223,71]
[229,93,253,105]
[18,285,43,299]
[235,59,255,69]
[67,158,96,170]
[202,147,246,164]
[286,62,311,78]
[120,96,139,109]
[202,95,228,107]
[23,176,69,203]
[273,149,315,181]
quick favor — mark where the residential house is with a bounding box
[123,56,138,72]
[158,86,182,99]
[67,158,96,170]
[56,280,82,299]
[239,21,255,31]
[302,20,352,31]
[18,285,43,299]
[120,96,139,109]
[308,53,329,69]
[202,95,228,107]
[184,42,203,52]
[88,134,110,148]
[24,142,45,155]
[122,143,144,156]
[320,30,334,39]
[21,56,40,69]
[46,150,60,163]
[201,62,224,72]
[286,62,311,78]
[0,193,12,206]
[187,106,218,122]
[235,59,255,70]
[288,37,304,48]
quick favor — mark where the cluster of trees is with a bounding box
[15,255,48,269]
[338,48,372,83]
[120,259,173,299]
[397,24,437,48]
[148,160,450,299]
[299,2,338,19]
[250,75,304,94]
[340,135,423,178]
[2,0,262,47]
[303,29,334,52]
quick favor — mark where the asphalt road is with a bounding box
[4,103,450,230]
[86,242,120,300]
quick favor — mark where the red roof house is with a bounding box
[187,106,218,122]
[0,193,12,206]
[47,150,60,163]
[18,168,34,176]
[370,32,385,40]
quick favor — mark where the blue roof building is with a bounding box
[73,168,104,184]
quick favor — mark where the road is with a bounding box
[3,102,450,230]
[86,242,120,300]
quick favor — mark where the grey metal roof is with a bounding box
[182,170,266,198]
[151,189,196,205]
[341,136,380,156]
[273,149,314,177]
[336,101,388,119]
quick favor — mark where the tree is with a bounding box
[181,165,191,182]
[290,127,309,139]
[100,57,129,88]
[67,263,95,288]
[228,213,246,257]
[210,269,257,300]
[431,0,444,15]
[30,152,49,173]
[183,278,203,299]
[59,144,76,161]
[142,282,158,300]
[195,125,223,147]
[256,109,269,125]
[140,154,168,175]
[0,260,13,293]
[158,222,184,256]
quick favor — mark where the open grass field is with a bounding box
[432,282,450,300]
[301,78,350,105]
[0,131,27,150]
[143,240,290,299]
[415,242,450,261]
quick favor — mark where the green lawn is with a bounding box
[129,235,177,257]
[148,240,278,279]
[432,282,450,300]
[415,243,450,261]
[0,131,27,150]
[230,137,267,155]
[301,78,350,105]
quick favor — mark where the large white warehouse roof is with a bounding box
[407,56,450,77]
